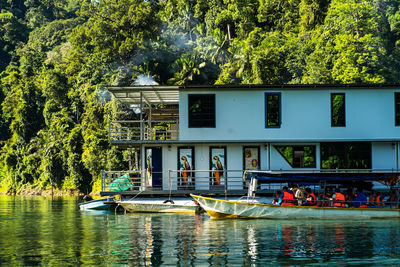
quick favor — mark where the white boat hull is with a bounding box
[191,194,400,219]
[118,199,198,213]
[78,197,115,210]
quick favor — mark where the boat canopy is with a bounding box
[245,171,399,185]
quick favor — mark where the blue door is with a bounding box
[149,147,162,188]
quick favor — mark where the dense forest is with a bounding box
[1,0,400,194]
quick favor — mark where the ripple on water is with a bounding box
[0,196,400,266]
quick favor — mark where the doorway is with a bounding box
[145,147,163,189]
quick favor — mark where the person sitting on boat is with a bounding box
[353,189,368,208]
[291,185,306,205]
[331,188,345,207]
[317,188,332,207]
[368,191,377,207]
[344,189,354,207]
[388,189,398,207]
[272,190,283,205]
[281,186,295,206]
[376,192,385,206]
[305,188,317,206]
[304,188,317,206]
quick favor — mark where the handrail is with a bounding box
[275,198,400,209]
[101,169,246,192]
[167,169,245,192]
[101,170,146,191]
[109,120,179,141]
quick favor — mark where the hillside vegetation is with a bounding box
[1,0,400,194]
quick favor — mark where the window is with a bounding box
[274,145,316,168]
[188,94,215,128]
[331,93,345,127]
[395,93,400,126]
[243,147,260,170]
[320,142,371,169]
[265,93,281,128]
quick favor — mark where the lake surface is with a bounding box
[1,195,400,266]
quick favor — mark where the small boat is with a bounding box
[117,198,200,213]
[78,196,115,210]
[191,171,400,219]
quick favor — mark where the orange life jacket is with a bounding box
[282,191,295,206]
[333,192,345,207]
[376,195,385,206]
[307,193,317,206]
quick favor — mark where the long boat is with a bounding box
[190,171,400,219]
[117,198,200,213]
[190,194,400,219]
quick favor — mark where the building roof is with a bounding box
[106,86,180,105]
[106,84,400,105]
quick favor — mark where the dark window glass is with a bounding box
[265,93,281,128]
[274,145,316,168]
[395,93,400,126]
[321,142,371,169]
[331,93,345,127]
[188,94,215,128]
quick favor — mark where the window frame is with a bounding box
[320,142,372,170]
[331,93,346,127]
[274,145,317,168]
[265,92,281,128]
[395,92,400,126]
[188,94,216,128]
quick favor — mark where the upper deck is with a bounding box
[107,84,400,146]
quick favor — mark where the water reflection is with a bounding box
[1,196,400,266]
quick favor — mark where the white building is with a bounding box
[103,84,400,194]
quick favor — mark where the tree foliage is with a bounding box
[1,0,400,194]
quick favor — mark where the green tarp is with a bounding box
[108,174,134,191]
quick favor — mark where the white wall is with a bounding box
[144,142,398,190]
[179,88,400,141]
[371,142,397,170]
[145,143,271,190]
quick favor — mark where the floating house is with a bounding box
[101,84,400,196]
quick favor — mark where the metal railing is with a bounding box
[273,198,400,209]
[167,169,245,191]
[101,170,146,192]
[101,169,246,192]
[109,120,179,142]
[245,169,400,174]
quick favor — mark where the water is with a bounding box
[1,196,400,266]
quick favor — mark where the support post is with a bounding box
[128,148,132,170]
[140,92,143,140]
